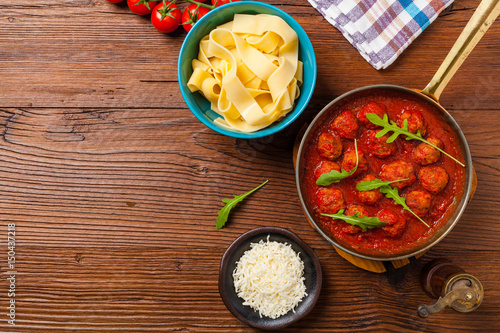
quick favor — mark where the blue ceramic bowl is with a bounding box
[177,1,317,139]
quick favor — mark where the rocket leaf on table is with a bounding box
[316,139,358,186]
[321,209,387,232]
[366,113,465,167]
[216,180,268,229]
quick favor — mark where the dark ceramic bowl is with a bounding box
[218,227,322,330]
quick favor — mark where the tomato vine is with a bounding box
[106,0,240,33]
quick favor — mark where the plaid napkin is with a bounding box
[308,0,453,69]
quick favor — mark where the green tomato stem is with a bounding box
[184,0,216,9]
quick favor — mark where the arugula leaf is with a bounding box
[316,139,358,186]
[366,113,465,167]
[216,180,268,229]
[378,185,430,227]
[356,178,409,191]
[321,209,387,232]
[316,169,352,186]
[366,113,420,142]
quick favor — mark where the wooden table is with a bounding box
[1,0,499,332]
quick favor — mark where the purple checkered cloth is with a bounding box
[308,0,454,69]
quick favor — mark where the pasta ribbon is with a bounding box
[187,14,302,133]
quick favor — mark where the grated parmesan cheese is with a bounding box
[232,236,307,319]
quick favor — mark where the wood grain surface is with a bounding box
[0,0,499,332]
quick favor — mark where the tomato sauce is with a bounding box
[300,90,466,256]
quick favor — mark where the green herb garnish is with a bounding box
[216,180,268,229]
[366,113,465,167]
[321,209,387,231]
[378,185,430,227]
[356,178,409,191]
[316,139,358,186]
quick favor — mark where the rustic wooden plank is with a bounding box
[0,109,498,331]
[0,108,497,250]
[0,1,498,108]
[0,246,498,332]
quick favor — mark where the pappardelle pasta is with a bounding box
[187,14,303,133]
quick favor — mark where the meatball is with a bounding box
[419,166,449,194]
[317,132,342,160]
[314,161,341,181]
[316,188,345,215]
[365,130,396,158]
[356,174,383,205]
[380,160,416,189]
[377,209,407,238]
[346,203,371,217]
[412,136,444,165]
[397,110,427,136]
[342,203,371,234]
[331,110,359,139]
[358,102,388,129]
[406,190,432,217]
[341,149,368,177]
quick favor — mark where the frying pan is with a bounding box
[296,0,500,261]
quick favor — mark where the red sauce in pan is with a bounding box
[300,91,466,256]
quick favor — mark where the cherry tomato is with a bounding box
[127,0,158,15]
[107,0,125,3]
[181,4,210,32]
[211,0,240,7]
[151,1,181,33]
